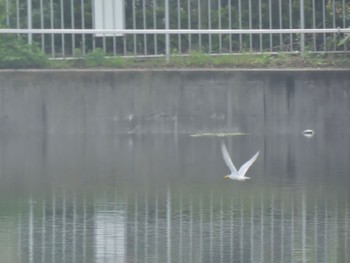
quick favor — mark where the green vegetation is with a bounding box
[0,34,48,68]
[0,43,349,69]
[0,0,48,68]
[46,51,350,69]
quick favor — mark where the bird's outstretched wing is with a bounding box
[238,151,259,177]
[221,141,238,174]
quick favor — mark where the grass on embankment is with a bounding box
[1,41,349,69]
[48,51,350,69]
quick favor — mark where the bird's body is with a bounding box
[302,129,315,138]
[221,141,259,181]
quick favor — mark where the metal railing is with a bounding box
[1,0,350,59]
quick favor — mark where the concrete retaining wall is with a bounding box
[0,69,349,135]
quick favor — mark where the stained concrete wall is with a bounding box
[0,69,349,135]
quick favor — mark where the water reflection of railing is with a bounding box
[95,201,126,262]
[11,188,350,262]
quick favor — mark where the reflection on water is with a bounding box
[0,133,349,262]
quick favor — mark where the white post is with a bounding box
[300,0,305,52]
[165,0,170,62]
[27,0,33,45]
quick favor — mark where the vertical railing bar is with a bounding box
[153,0,157,55]
[332,0,336,50]
[143,0,147,55]
[177,0,181,53]
[132,0,137,55]
[60,0,65,57]
[102,0,106,52]
[112,0,116,56]
[5,0,9,26]
[289,0,293,51]
[279,0,282,50]
[208,0,212,53]
[343,0,347,51]
[342,0,346,51]
[27,0,32,45]
[39,0,44,51]
[122,0,127,57]
[238,0,242,51]
[16,0,20,33]
[300,0,305,53]
[91,0,96,51]
[123,36,127,56]
[165,0,170,61]
[228,0,232,52]
[248,0,252,51]
[259,0,262,51]
[218,0,222,53]
[322,0,326,51]
[81,0,85,56]
[187,0,192,52]
[268,0,272,51]
[50,0,55,57]
[312,0,316,51]
[198,0,202,51]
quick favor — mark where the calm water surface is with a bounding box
[0,133,349,263]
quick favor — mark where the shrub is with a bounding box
[0,34,48,68]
